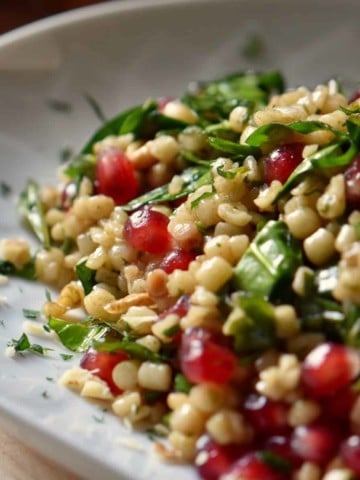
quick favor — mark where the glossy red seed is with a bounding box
[264,143,304,184]
[323,388,358,421]
[244,394,288,434]
[221,452,287,480]
[123,207,173,254]
[301,342,360,398]
[345,155,360,207]
[180,328,237,385]
[60,182,77,210]
[157,96,174,112]
[349,89,360,103]
[80,349,129,395]
[265,435,301,467]
[341,435,360,475]
[95,147,138,205]
[158,294,190,321]
[159,249,197,274]
[290,424,340,465]
[196,436,243,480]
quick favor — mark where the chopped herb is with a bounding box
[60,353,73,361]
[94,340,168,363]
[0,259,36,281]
[84,93,107,123]
[46,98,72,113]
[259,450,292,473]
[0,181,12,197]
[0,320,5,327]
[190,189,215,209]
[22,308,41,319]
[59,146,73,163]
[18,179,51,248]
[8,333,50,356]
[43,324,51,333]
[46,377,54,382]
[92,414,105,423]
[174,373,193,394]
[45,290,52,302]
[146,426,167,441]
[162,324,181,338]
[41,390,49,399]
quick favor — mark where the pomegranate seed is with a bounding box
[341,435,360,475]
[244,394,288,435]
[159,249,197,274]
[290,424,340,465]
[158,294,190,321]
[323,388,358,422]
[345,154,360,207]
[60,182,77,210]
[349,89,360,103]
[180,328,237,385]
[301,342,360,398]
[265,435,301,467]
[123,207,173,254]
[195,436,243,480]
[221,452,287,480]
[80,349,129,395]
[157,96,174,112]
[95,147,138,205]
[264,143,304,184]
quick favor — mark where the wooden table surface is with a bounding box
[0,429,82,480]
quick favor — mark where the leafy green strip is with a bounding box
[207,136,261,159]
[0,259,36,280]
[94,340,168,363]
[124,166,211,210]
[75,258,96,295]
[18,180,50,248]
[48,317,109,352]
[233,220,302,298]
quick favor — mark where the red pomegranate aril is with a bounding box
[290,424,340,465]
[159,249,197,274]
[195,436,243,480]
[95,147,138,205]
[80,349,129,395]
[158,294,190,321]
[180,328,237,385]
[221,452,287,480]
[123,207,173,254]
[244,394,288,435]
[341,435,360,475]
[264,143,304,185]
[349,89,360,103]
[345,155,360,207]
[61,182,77,210]
[157,96,174,112]
[265,435,301,467]
[323,387,358,422]
[301,342,360,398]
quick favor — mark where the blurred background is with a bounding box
[0,0,108,33]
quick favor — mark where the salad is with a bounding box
[1,70,360,480]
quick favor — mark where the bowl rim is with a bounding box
[1,0,359,51]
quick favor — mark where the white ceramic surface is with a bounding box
[0,0,359,478]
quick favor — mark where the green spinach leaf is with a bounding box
[233,220,302,298]
[48,317,108,352]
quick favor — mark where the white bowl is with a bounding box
[0,1,359,479]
